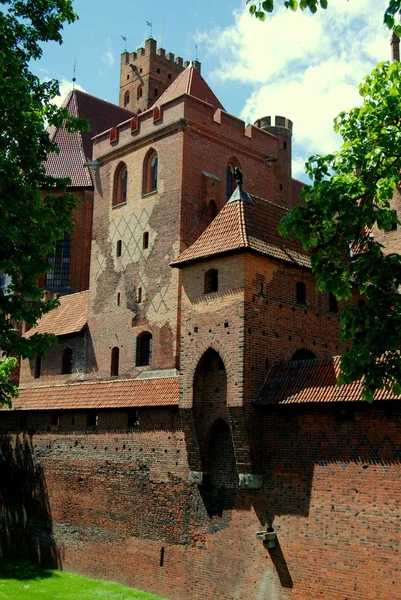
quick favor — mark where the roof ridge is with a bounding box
[19,375,180,392]
[73,89,135,115]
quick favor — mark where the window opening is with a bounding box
[116,240,122,257]
[136,333,152,366]
[204,269,218,294]
[117,292,121,306]
[124,90,130,107]
[113,164,128,207]
[61,348,73,374]
[329,293,338,314]
[143,232,149,249]
[111,347,119,376]
[291,349,316,361]
[296,282,306,305]
[137,287,142,303]
[226,166,234,201]
[143,150,158,194]
[128,409,140,427]
[51,413,61,428]
[154,88,158,97]
[87,411,98,428]
[151,155,158,191]
[46,233,70,288]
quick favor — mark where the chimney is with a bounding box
[391,32,400,61]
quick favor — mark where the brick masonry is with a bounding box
[6,39,401,600]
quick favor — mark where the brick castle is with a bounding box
[1,36,401,600]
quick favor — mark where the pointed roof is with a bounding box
[153,65,225,111]
[254,357,401,405]
[23,291,89,338]
[46,90,135,187]
[171,193,310,269]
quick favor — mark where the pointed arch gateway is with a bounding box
[192,348,237,489]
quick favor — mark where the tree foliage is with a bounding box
[246,0,401,36]
[0,1,89,404]
[279,60,401,401]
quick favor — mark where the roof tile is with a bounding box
[171,194,310,268]
[153,65,225,111]
[46,90,134,187]
[255,357,401,405]
[7,377,179,411]
[24,290,88,338]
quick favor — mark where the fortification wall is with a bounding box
[1,403,400,600]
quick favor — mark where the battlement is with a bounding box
[120,38,200,75]
[119,38,201,113]
[254,115,293,134]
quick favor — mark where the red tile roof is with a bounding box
[153,65,225,111]
[171,194,310,268]
[255,357,401,405]
[24,291,88,338]
[8,377,179,411]
[46,90,134,187]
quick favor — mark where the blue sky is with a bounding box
[34,0,392,181]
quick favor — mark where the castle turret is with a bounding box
[254,115,293,208]
[119,38,201,113]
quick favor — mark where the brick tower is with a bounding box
[119,37,201,113]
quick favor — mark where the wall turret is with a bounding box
[254,115,293,208]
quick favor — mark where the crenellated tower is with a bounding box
[119,37,201,113]
[254,115,293,207]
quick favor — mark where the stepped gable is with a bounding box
[46,90,134,186]
[152,64,225,111]
[255,357,401,405]
[171,192,310,268]
[8,376,179,411]
[24,290,88,338]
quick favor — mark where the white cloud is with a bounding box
[52,78,85,107]
[98,41,115,76]
[198,0,391,182]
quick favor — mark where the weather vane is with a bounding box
[72,60,77,90]
[121,34,127,52]
[146,20,153,38]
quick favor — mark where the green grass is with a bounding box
[0,558,167,600]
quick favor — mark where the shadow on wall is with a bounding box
[0,433,59,569]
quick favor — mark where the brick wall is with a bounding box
[1,402,401,600]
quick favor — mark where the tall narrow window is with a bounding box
[61,348,73,374]
[226,166,234,201]
[137,85,143,99]
[296,282,306,305]
[46,233,70,288]
[137,287,142,303]
[124,90,130,107]
[204,269,218,294]
[143,232,149,249]
[34,355,41,379]
[111,347,119,376]
[116,240,122,257]
[136,333,152,366]
[143,149,158,194]
[329,293,338,314]
[151,155,158,191]
[113,163,128,206]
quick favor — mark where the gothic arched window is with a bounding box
[113,162,128,206]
